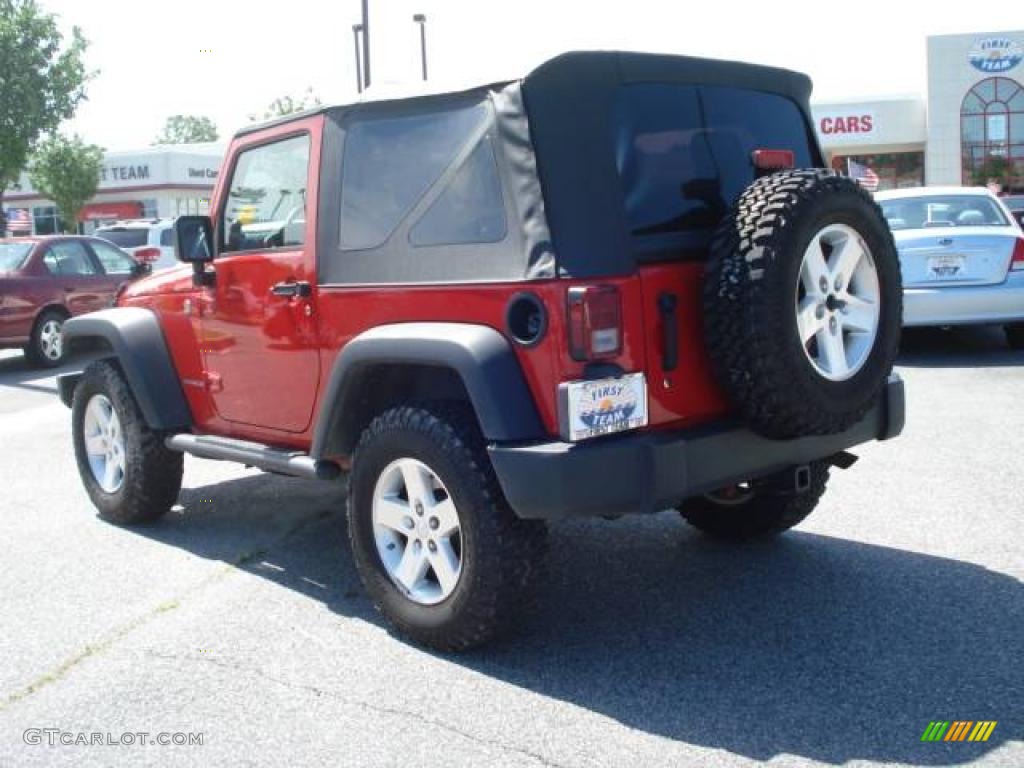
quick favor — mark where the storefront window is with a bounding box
[32,206,67,235]
[830,152,924,190]
[174,197,210,216]
[961,77,1024,193]
[140,199,159,218]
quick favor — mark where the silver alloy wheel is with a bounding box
[372,458,462,605]
[82,394,126,493]
[795,223,881,381]
[39,318,64,361]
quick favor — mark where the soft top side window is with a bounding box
[409,135,507,247]
[339,103,489,251]
[221,133,310,253]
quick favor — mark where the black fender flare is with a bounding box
[311,322,545,459]
[60,307,192,430]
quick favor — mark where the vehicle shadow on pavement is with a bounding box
[0,351,99,395]
[898,325,1024,368]
[139,476,1021,766]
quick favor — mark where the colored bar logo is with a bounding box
[921,721,997,742]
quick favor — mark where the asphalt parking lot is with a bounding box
[0,327,1020,767]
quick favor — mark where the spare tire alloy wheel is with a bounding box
[703,169,902,438]
[372,458,462,605]
[797,223,880,381]
[82,394,126,493]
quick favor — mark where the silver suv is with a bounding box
[94,219,176,271]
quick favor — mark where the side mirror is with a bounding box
[174,216,215,264]
[131,261,152,277]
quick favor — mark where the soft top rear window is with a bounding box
[613,83,815,260]
[96,229,148,249]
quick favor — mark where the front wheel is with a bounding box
[678,462,830,539]
[347,405,546,651]
[72,361,183,524]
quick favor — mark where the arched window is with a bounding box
[961,77,1024,192]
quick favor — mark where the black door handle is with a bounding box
[658,292,679,372]
[270,280,311,298]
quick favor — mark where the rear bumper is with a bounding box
[489,375,905,520]
[903,271,1024,326]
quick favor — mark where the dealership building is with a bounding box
[813,29,1023,193]
[2,143,222,235]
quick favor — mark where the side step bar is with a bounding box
[165,434,341,481]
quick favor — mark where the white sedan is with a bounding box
[876,187,1024,348]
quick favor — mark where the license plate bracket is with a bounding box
[927,254,966,279]
[560,373,648,442]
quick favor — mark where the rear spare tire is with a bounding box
[704,169,902,438]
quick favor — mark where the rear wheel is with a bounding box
[72,361,183,524]
[678,462,830,539]
[25,309,68,368]
[1006,323,1024,350]
[347,405,546,651]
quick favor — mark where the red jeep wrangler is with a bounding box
[59,52,904,650]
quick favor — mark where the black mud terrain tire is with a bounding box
[704,169,902,438]
[72,360,183,524]
[25,308,69,368]
[347,404,546,651]
[679,461,830,539]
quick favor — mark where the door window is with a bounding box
[90,241,138,275]
[221,134,311,253]
[42,241,98,275]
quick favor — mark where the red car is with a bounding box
[0,236,152,367]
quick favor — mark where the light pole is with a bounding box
[413,13,427,81]
[361,0,371,88]
[352,24,364,93]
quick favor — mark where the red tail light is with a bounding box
[1012,237,1024,272]
[133,246,162,264]
[751,149,795,172]
[567,285,622,361]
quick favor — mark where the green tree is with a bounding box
[249,88,321,122]
[28,134,104,232]
[153,114,219,144]
[0,0,91,218]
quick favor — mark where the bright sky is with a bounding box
[42,0,1024,150]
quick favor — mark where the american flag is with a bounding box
[847,159,880,192]
[5,208,32,234]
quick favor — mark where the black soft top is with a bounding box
[242,51,822,281]
[520,51,821,277]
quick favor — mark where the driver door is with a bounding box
[199,127,320,434]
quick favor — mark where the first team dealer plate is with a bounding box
[562,373,648,442]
